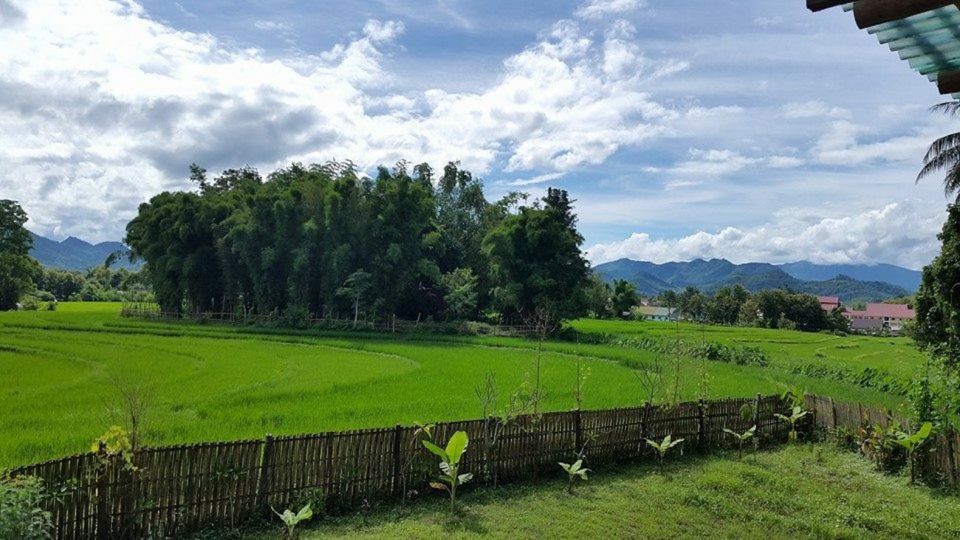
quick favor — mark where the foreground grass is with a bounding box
[241,445,958,539]
[0,304,907,468]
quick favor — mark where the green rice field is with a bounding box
[0,304,925,469]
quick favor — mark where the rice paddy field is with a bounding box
[0,303,925,469]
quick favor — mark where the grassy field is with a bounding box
[0,304,922,468]
[241,445,959,539]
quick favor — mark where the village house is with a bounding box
[818,296,841,312]
[636,306,678,322]
[844,303,915,335]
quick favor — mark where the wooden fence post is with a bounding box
[828,396,837,431]
[255,435,275,513]
[392,424,402,496]
[96,441,109,540]
[752,394,761,434]
[947,430,958,487]
[575,409,583,456]
[641,401,651,440]
[697,399,706,451]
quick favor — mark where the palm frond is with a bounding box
[931,101,960,118]
[923,131,960,163]
[946,160,960,201]
[917,147,960,182]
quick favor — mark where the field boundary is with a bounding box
[10,395,785,539]
[119,302,540,337]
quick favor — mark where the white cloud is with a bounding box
[575,0,646,20]
[781,101,849,119]
[502,172,566,187]
[585,201,945,269]
[253,20,291,32]
[0,1,684,241]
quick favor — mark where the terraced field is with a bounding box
[0,304,920,468]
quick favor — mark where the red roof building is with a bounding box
[818,296,840,311]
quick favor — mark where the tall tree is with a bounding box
[611,279,638,318]
[918,102,960,200]
[0,200,38,310]
[483,188,590,329]
[915,203,960,374]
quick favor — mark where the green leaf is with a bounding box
[295,504,313,523]
[559,462,572,473]
[445,431,469,465]
[458,473,473,485]
[917,422,933,440]
[422,440,448,461]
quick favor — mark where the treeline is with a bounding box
[587,280,849,333]
[34,267,151,303]
[125,161,590,329]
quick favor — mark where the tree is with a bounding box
[483,188,590,330]
[582,274,612,318]
[0,200,39,310]
[610,279,638,318]
[918,102,960,200]
[336,270,373,325]
[678,286,706,322]
[441,268,478,321]
[915,204,960,375]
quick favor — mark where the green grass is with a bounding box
[241,445,959,539]
[0,304,918,468]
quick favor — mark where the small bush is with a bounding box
[0,475,52,540]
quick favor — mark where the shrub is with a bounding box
[0,475,52,540]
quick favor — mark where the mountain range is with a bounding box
[593,258,918,302]
[29,232,139,271]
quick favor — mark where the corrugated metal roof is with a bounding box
[819,2,960,98]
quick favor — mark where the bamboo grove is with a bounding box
[125,161,590,327]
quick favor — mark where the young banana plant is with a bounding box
[774,406,809,443]
[895,422,933,484]
[423,430,473,512]
[272,503,313,540]
[645,434,684,472]
[722,425,756,459]
[558,459,590,494]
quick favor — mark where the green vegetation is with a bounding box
[0,304,919,469]
[124,162,589,330]
[0,200,39,311]
[242,445,960,539]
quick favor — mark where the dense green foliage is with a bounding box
[0,200,39,311]
[243,445,960,539]
[34,266,150,302]
[0,304,918,468]
[125,162,588,328]
[0,475,51,539]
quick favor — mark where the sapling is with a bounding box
[775,406,809,443]
[423,431,473,512]
[645,434,684,473]
[558,459,590,494]
[272,503,313,540]
[722,425,756,459]
[895,422,933,484]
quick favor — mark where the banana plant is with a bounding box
[774,406,809,443]
[722,425,756,459]
[558,459,590,494]
[645,434,684,472]
[895,422,933,484]
[423,430,473,512]
[272,503,313,539]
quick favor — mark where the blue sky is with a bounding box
[0,0,955,269]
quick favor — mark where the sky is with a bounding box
[0,0,956,270]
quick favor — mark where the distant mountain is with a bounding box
[593,258,909,302]
[777,261,921,292]
[29,232,140,271]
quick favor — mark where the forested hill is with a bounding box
[593,258,909,301]
[29,232,140,271]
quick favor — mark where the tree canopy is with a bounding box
[126,162,590,328]
[0,200,39,310]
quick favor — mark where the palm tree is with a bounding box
[918,102,960,200]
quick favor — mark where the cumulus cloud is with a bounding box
[585,201,945,269]
[0,0,683,241]
[575,0,646,20]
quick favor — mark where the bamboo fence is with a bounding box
[9,395,784,539]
